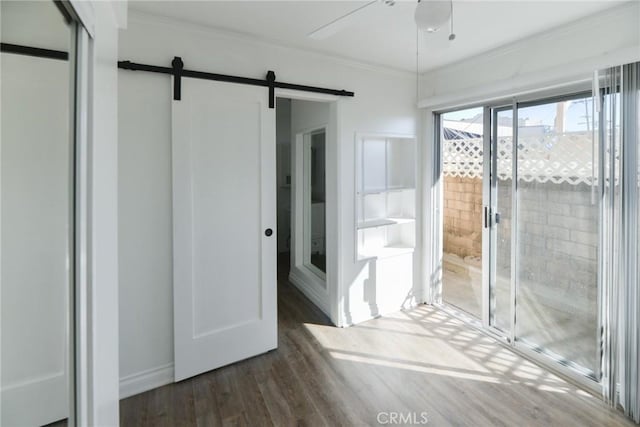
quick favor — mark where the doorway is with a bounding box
[436,90,602,385]
[276,97,331,316]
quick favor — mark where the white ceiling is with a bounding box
[129,0,627,73]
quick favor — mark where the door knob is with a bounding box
[265,228,273,237]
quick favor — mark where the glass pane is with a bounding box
[515,96,598,373]
[305,130,326,274]
[362,137,387,193]
[441,107,484,318]
[387,138,416,190]
[490,109,513,333]
[1,1,74,426]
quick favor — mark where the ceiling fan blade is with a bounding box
[308,0,378,40]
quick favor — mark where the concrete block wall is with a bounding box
[496,179,598,318]
[443,174,598,317]
[443,176,483,259]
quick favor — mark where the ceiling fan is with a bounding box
[308,0,456,40]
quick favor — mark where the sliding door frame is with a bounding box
[61,1,94,424]
[485,103,514,342]
[432,85,604,395]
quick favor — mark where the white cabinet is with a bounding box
[356,135,416,259]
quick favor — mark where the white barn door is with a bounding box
[172,78,277,382]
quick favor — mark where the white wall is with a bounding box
[276,98,292,254]
[117,10,417,396]
[118,58,175,396]
[291,99,330,135]
[418,1,640,109]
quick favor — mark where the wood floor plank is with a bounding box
[120,255,635,426]
[193,372,222,427]
[171,379,196,427]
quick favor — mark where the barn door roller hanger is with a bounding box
[0,44,355,108]
[118,56,355,107]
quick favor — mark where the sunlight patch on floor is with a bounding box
[328,349,503,384]
[303,304,591,397]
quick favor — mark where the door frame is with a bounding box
[485,103,514,340]
[276,89,343,326]
[429,86,604,394]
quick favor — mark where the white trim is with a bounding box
[420,71,589,111]
[119,364,174,400]
[289,267,330,316]
[74,23,93,427]
[126,9,416,80]
[329,100,343,327]
[275,89,338,103]
[419,48,640,111]
[69,0,95,37]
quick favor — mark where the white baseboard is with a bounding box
[120,363,174,399]
[343,297,423,327]
[288,267,330,315]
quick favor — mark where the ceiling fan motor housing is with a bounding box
[415,0,452,32]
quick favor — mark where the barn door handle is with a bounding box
[265,228,273,237]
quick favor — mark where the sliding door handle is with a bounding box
[484,206,489,228]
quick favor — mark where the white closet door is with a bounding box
[172,78,277,382]
[1,54,70,427]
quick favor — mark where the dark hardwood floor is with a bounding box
[119,254,633,426]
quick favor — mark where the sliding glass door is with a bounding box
[510,95,599,376]
[438,90,602,383]
[440,107,484,319]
